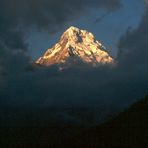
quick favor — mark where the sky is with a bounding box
[27,0,145,59]
[0,0,148,112]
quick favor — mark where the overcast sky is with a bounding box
[0,0,148,111]
[27,0,144,60]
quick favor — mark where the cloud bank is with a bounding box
[0,0,148,110]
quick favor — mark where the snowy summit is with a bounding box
[36,26,114,67]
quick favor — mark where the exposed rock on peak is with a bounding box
[36,26,114,67]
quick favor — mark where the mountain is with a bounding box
[36,26,114,67]
[1,96,148,148]
[67,96,148,148]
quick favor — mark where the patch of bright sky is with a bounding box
[27,0,145,60]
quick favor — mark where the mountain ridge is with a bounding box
[1,96,148,147]
[36,26,114,67]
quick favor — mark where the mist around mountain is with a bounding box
[1,95,148,148]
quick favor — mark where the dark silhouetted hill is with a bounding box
[0,96,148,148]
[68,95,148,148]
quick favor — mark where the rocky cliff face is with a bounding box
[36,26,114,67]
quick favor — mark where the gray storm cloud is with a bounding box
[145,0,148,5]
[0,0,148,110]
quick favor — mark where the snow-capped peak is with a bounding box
[36,26,114,67]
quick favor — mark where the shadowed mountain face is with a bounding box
[68,96,148,148]
[1,96,148,148]
[36,26,114,67]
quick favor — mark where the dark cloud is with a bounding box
[94,11,113,24]
[118,9,148,67]
[0,0,121,56]
[0,0,121,80]
[0,0,121,107]
[1,0,148,125]
[116,7,148,102]
[0,0,121,31]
